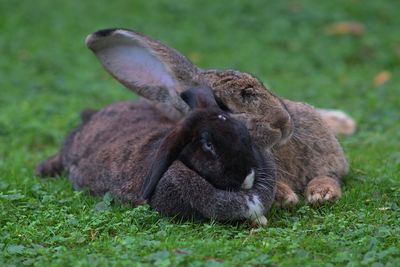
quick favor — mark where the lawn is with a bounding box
[1,0,399,266]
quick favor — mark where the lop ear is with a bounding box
[86,28,200,115]
[180,86,219,109]
[141,124,193,200]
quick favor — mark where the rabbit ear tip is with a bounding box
[85,32,99,48]
[85,33,95,48]
[85,28,122,48]
[94,28,119,37]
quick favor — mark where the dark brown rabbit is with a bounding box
[84,28,353,206]
[37,86,276,225]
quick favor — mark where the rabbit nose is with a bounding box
[271,113,293,144]
[241,169,255,189]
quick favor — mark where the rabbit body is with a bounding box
[83,29,350,205]
[37,27,351,226]
[195,70,348,205]
[60,100,169,204]
[273,100,347,204]
[38,97,276,224]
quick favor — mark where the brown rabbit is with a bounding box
[37,86,276,225]
[85,28,352,206]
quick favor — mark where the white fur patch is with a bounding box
[318,109,356,135]
[218,114,227,121]
[255,216,268,226]
[245,195,265,220]
[241,169,255,190]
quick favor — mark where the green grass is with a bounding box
[1,0,399,266]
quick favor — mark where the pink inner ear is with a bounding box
[93,34,176,90]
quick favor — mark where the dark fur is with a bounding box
[83,28,349,206]
[37,89,276,222]
[37,27,351,225]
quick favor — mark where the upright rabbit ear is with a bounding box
[141,124,194,200]
[180,86,219,109]
[86,28,200,115]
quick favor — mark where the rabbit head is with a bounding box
[86,28,293,149]
[198,70,293,148]
[142,85,272,200]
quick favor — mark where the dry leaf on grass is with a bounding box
[324,21,365,36]
[374,70,391,86]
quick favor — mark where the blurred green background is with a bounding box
[1,0,399,266]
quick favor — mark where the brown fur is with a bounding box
[163,71,346,205]
[37,96,276,224]
[274,180,299,207]
[58,100,172,204]
[83,28,350,206]
[197,70,293,149]
[196,71,348,204]
[305,176,342,204]
[81,29,350,207]
[37,28,352,225]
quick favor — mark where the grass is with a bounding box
[1,0,399,266]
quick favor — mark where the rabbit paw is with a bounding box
[274,181,299,207]
[305,176,342,204]
[245,195,267,226]
[249,215,268,227]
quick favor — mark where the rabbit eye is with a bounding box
[240,87,256,98]
[202,141,215,154]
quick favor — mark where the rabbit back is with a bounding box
[61,100,174,203]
